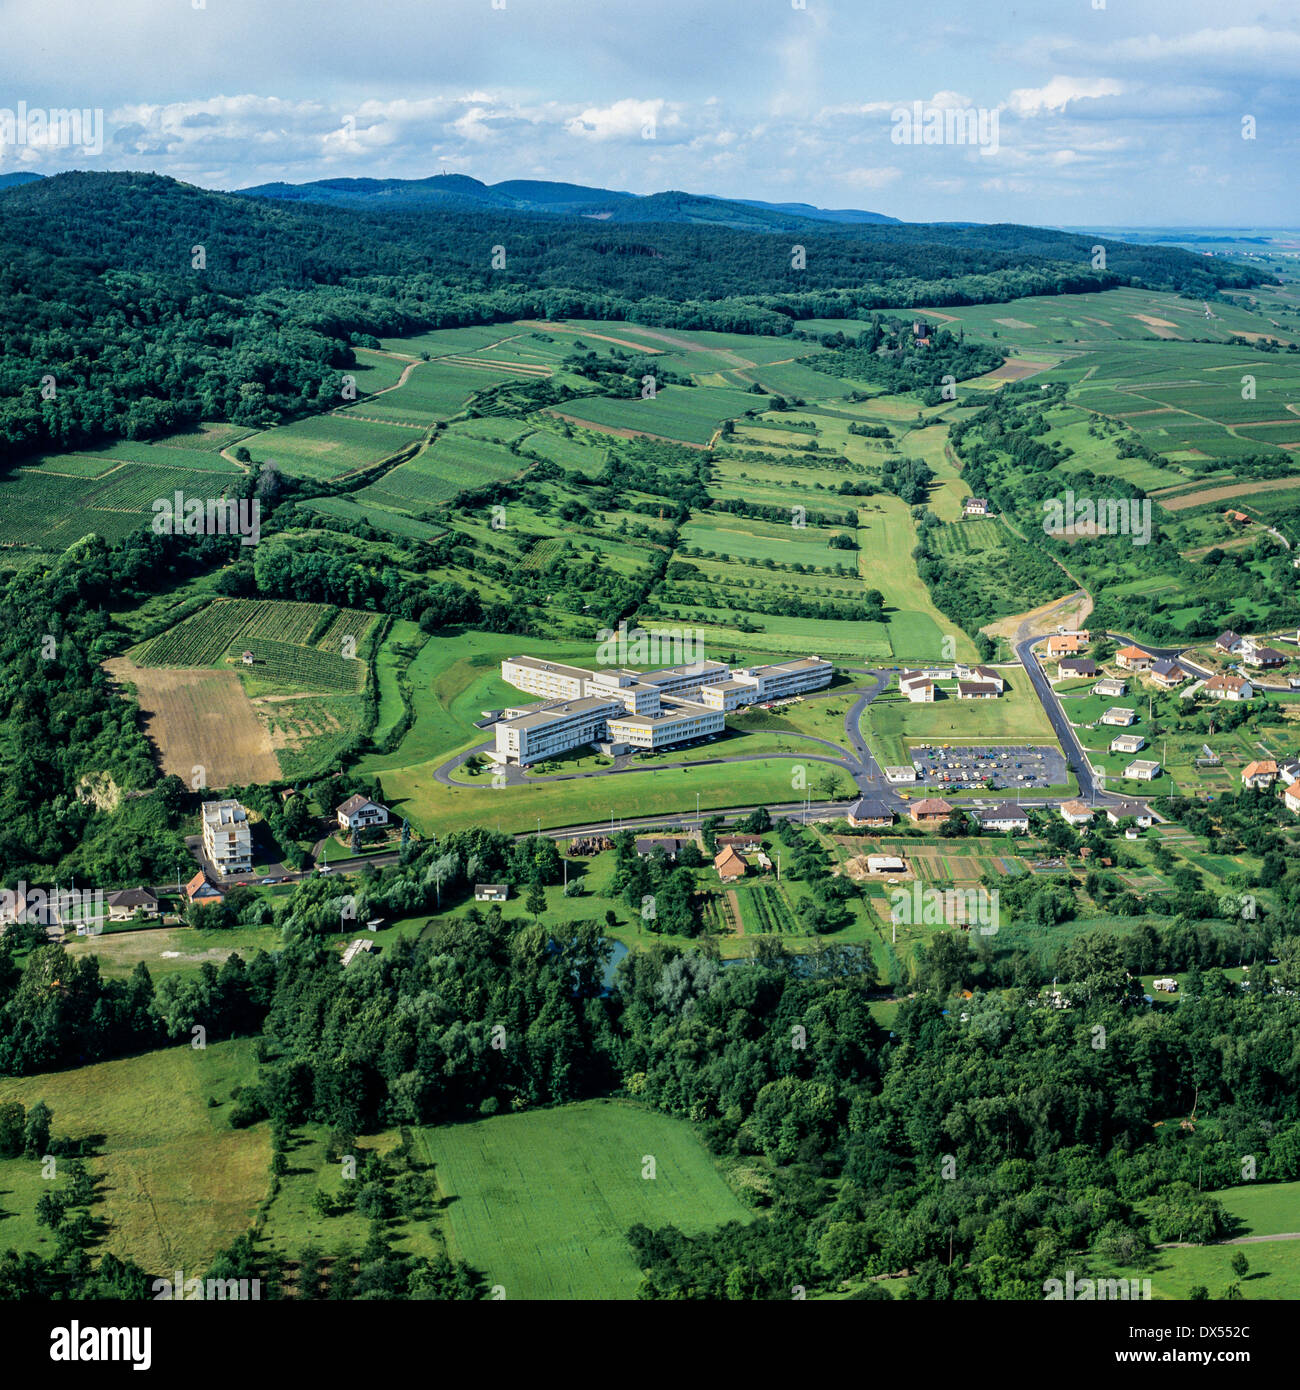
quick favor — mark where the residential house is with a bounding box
[474,884,509,902]
[1046,633,1089,658]
[714,847,748,882]
[1057,658,1099,680]
[184,871,223,904]
[847,798,895,828]
[106,888,159,922]
[1203,673,1253,701]
[1115,646,1154,671]
[336,794,390,833]
[1243,644,1287,670]
[1283,784,1300,816]
[1110,732,1146,755]
[956,680,1001,699]
[1242,760,1279,789]
[635,837,690,859]
[973,803,1030,833]
[962,497,988,517]
[1094,678,1127,698]
[1278,760,1300,787]
[716,834,764,852]
[1215,630,1244,654]
[1100,707,1137,726]
[1060,801,1094,826]
[910,797,953,825]
[1125,759,1162,781]
[1149,659,1189,689]
[968,666,1005,692]
[898,672,936,703]
[1105,801,1153,828]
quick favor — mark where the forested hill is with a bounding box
[0,171,1272,460]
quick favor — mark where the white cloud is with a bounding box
[564,99,670,141]
[1007,76,1124,117]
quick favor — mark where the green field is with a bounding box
[0,1040,266,1276]
[552,384,769,445]
[417,1100,752,1299]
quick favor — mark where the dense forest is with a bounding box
[0,172,1271,461]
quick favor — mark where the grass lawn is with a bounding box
[415,1099,752,1299]
[384,757,858,836]
[0,1039,266,1276]
[863,677,1059,767]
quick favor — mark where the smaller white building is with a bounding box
[337,795,389,833]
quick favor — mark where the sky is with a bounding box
[1,0,1296,226]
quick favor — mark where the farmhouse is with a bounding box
[847,797,895,828]
[956,680,1001,700]
[910,797,952,825]
[1060,801,1094,825]
[1115,646,1154,671]
[1110,732,1146,755]
[106,888,159,921]
[474,884,509,902]
[972,803,1029,832]
[962,497,988,517]
[884,766,918,783]
[1105,801,1153,828]
[1283,785,1300,816]
[714,847,748,882]
[1125,759,1162,781]
[201,799,252,877]
[336,794,389,832]
[1149,659,1189,689]
[1242,760,1278,789]
[1101,707,1137,726]
[866,855,908,875]
[1215,630,1244,654]
[898,672,936,702]
[1056,658,1098,680]
[184,871,223,903]
[1093,678,1127,698]
[1203,673,1253,701]
[1046,633,1089,657]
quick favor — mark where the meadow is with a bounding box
[416,1100,752,1300]
[550,383,769,445]
[0,1040,267,1276]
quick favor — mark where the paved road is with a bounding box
[1015,632,1107,801]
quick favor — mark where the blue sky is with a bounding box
[2,0,1296,225]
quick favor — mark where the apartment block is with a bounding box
[201,799,253,876]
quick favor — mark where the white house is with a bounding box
[336,795,390,833]
[899,672,936,703]
[1110,732,1146,755]
[1283,784,1300,816]
[1203,673,1253,701]
[1060,801,1094,826]
[106,888,159,922]
[1124,759,1162,781]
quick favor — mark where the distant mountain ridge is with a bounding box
[233,172,901,230]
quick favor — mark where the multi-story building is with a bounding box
[730,657,833,702]
[201,799,253,876]
[501,657,595,703]
[606,698,725,750]
[493,696,626,766]
[583,669,663,714]
[697,678,760,712]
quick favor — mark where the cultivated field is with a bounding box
[105,658,282,787]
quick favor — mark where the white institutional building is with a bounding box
[493,651,832,766]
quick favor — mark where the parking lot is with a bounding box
[908,744,1068,792]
